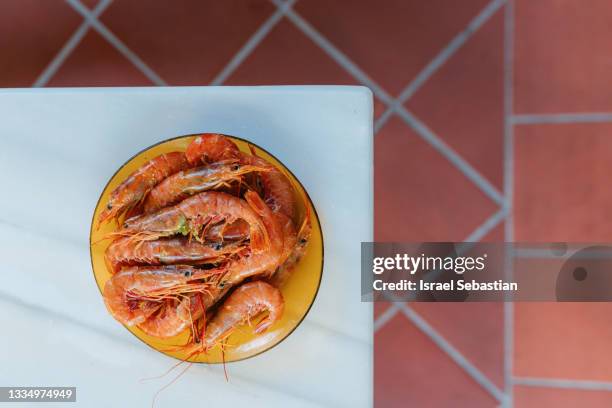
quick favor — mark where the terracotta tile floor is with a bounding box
[514,0,612,113]
[514,386,612,408]
[3,1,612,406]
[0,0,82,87]
[48,30,154,86]
[375,117,498,243]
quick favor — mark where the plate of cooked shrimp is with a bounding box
[90,133,323,363]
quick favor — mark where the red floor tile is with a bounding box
[375,313,498,407]
[225,18,386,118]
[514,125,612,381]
[515,0,612,113]
[100,0,275,85]
[375,117,499,242]
[296,0,490,96]
[406,9,504,191]
[0,0,82,87]
[375,181,505,385]
[515,302,612,381]
[411,303,504,389]
[514,386,612,408]
[374,225,505,386]
[515,123,612,242]
[47,30,153,86]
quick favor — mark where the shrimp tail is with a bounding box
[204,281,284,349]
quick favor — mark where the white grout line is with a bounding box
[64,0,167,86]
[33,0,114,87]
[503,0,515,267]
[280,0,505,396]
[374,302,400,333]
[374,305,400,332]
[211,0,295,85]
[503,284,514,408]
[373,108,394,133]
[372,206,507,333]
[394,107,505,205]
[514,247,612,259]
[271,0,394,105]
[373,302,400,332]
[511,112,612,125]
[397,302,506,402]
[397,0,506,102]
[375,0,507,131]
[278,0,504,207]
[465,207,507,242]
[276,0,505,208]
[502,1,515,407]
[513,377,612,392]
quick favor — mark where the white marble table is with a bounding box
[0,86,373,408]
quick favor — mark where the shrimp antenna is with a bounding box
[222,345,229,382]
[150,361,193,408]
[299,203,311,235]
[139,358,187,383]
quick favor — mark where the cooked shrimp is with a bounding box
[241,148,301,274]
[142,161,269,214]
[269,212,312,288]
[116,192,269,251]
[182,191,285,313]
[185,134,240,165]
[98,152,189,226]
[224,190,284,285]
[138,294,204,338]
[204,281,284,348]
[103,265,218,327]
[105,237,247,273]
[241,150,296,221]
[188,134,296,220]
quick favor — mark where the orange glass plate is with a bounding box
[90,134,323,363]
